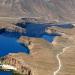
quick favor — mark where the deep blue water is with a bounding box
[42,34,55,42]
[1,31,22,38]
[25,23,45,37]
[45,23,74,28]
[0,34,29,57]
[0,71,12,75]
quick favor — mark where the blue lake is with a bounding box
[0,71,12,75]
[42,34,55,42]
[0,34,29,57]
[25,23,45,37]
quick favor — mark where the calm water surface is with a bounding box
[0,71,12,75]
[0,34,29,56]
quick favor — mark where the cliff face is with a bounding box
[0,0,75,22]
[0,22,26,34]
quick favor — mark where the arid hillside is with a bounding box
[0,0,75,22]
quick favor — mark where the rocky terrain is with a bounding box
[0,22,26,34]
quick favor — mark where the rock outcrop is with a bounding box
[0,22,26,34]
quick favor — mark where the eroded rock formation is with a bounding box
[0,22,26,34]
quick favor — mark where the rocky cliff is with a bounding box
[0,22,26,34]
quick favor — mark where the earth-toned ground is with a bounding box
[1,0,75,22]
[51,26,75,75]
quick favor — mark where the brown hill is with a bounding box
[0,0,75,22]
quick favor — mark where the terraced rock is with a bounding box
[0,22,26,34]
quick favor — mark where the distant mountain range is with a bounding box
[0,0,75,22]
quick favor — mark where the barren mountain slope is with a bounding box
[0,0,75,22]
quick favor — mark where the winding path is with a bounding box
[53,47,70,75]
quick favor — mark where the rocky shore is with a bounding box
[0,22,26,34]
